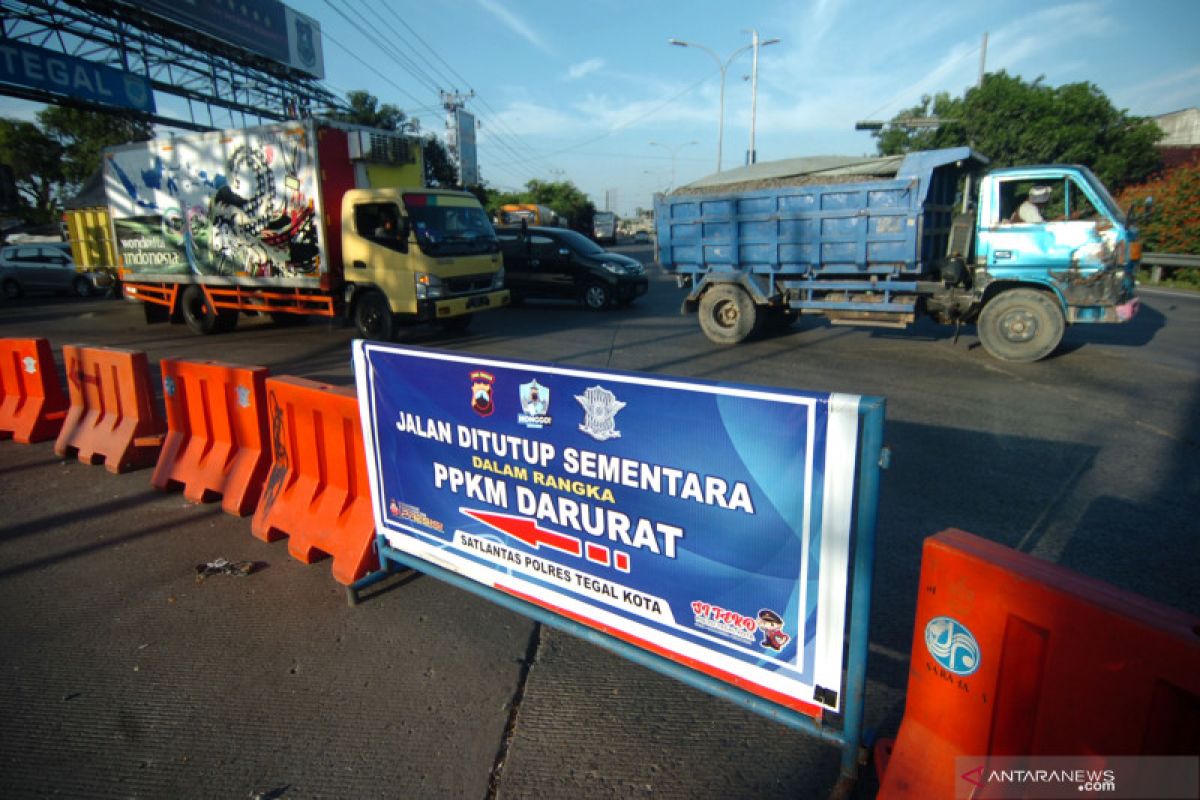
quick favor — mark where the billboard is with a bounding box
[354,343,866,715]
[453,109,479,186]
[0,40,155,114]
[131,0,324,79]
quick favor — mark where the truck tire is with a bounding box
[180,285,237,334]
[977,288,1064,363]
[698,284,761,344]
[354,291,395,341]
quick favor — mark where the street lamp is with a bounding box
[669,37,754,173]
[745,30,780,165]
[649,140,698,192]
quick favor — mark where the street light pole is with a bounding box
[669,38,753,173]
[649,140,698,192]
[746,30,780,165]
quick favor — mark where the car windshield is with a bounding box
[403,195,499,256]
[555,229,606,256]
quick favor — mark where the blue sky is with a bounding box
[4,0,1199,216]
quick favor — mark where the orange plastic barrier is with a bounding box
[151,359,271,516]
[55,345,166,473]
[250,376,377,585]
[878,529,1200,799]
[0,337,68,443]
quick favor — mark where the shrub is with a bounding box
[1116,161,1200,254]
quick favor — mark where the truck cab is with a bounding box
[341,188,509,340]
[974,166,1139,324]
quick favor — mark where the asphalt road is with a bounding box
[1,251,1197,799]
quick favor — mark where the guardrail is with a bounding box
[1142,252,1200,284]
[1143,252,1200,268]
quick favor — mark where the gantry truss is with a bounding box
[1,0,347,131]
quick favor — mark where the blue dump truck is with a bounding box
[655,147,1145,362]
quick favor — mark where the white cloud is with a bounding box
[567,58,605,80]
[475,0,553,55]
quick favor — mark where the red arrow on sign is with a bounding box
[461,508,582,557]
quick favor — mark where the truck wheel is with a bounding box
[354,291,395,341]
[698,284,761,344]
[977,288,1064,363]
[181,284,223,334]
[582,282,611,310]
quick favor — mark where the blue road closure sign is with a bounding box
[354,342,869,717]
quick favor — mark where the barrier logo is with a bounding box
[22,356,37,374]
[470,370,495,417]
[924,616,980,676]
[518,380,552,429]
[575,385,625,441]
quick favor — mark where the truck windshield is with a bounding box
[403,194,499,256]
[1078,167,1125,225]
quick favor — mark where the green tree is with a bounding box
[37,106,152,190]
[524,178,596,229]
[874,71,1162,189]
[333,89,419,134]
[480,178,595,230]
[423,136,459,187]
[0,118,63,222]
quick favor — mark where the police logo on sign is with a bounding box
[575,385,625,441]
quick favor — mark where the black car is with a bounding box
[495,226,648,309]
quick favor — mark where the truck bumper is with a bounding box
[426,289,510,319]
[1116,296,1140,322]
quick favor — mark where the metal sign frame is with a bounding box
[351,342,885,784]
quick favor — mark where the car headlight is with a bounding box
[601,261,629,275]
[491,265,505,290]
[415,272,444,299]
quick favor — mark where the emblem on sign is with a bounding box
[575,385,625,441]
[924,615,980,676]
[470,370,495,417]
[518,379,551,429]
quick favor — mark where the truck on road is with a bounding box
[592,210,618,244]
[655,147,1143,362]
[104,119,508,339]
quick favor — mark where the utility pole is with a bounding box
[977,32,988,88]
[746,29,780,165]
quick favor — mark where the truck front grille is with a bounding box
[445,274,495,295]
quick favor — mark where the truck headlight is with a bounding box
[415,272,444,299]
[491,265,505,290]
